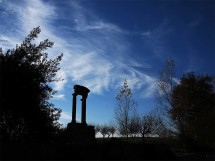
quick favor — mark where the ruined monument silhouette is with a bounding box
[67,85,95,143]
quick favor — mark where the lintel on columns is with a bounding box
[71,85,90,125]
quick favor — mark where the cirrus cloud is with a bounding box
[0,0,156,98]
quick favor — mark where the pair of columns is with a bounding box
[72,94,87,124]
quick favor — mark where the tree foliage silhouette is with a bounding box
[156,59,215,149]
[171,73,215,149]
[0,27,63,142]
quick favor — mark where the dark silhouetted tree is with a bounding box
[155,58,178,135]
[100,124,109,138]
[137,113,159,141]
[114,80,138,138]
[149,108,173,138]
[0,27,63,142]
[171,73,215,150]
[128,114,139,137]
[109,125,116,137]
[95,124,101,136]
[95,123,116,138]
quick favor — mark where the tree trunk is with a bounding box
[142,134,145,142]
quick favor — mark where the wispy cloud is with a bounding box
[52,94,65,100]
[126,69,157,98]
[0,0,156,99]
[141,31,151,36]
[188,18,202,28]
[140,20,174,59]
[59,111,81,126]
[59,111,73,126]
[53,70,67,91]
[0,35,20,51]
[60,111,71,120]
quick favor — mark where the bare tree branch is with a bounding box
[114,80,138,138]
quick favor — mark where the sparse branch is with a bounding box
[155,58,178,135]
[114,80,138,138]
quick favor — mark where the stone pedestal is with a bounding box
[67,123,95,144]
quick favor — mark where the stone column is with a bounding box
[72,93,77,123]
[81,96,87,125]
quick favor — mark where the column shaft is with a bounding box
[81,96,87,125]
[72,94,77,123]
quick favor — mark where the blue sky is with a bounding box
[0,0,214,126]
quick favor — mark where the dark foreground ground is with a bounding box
[1,138,214,160]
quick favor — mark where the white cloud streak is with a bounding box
[0,0,156,98]
[60,111,71,120]
[52,94,65,100]
[59,111,81,126]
